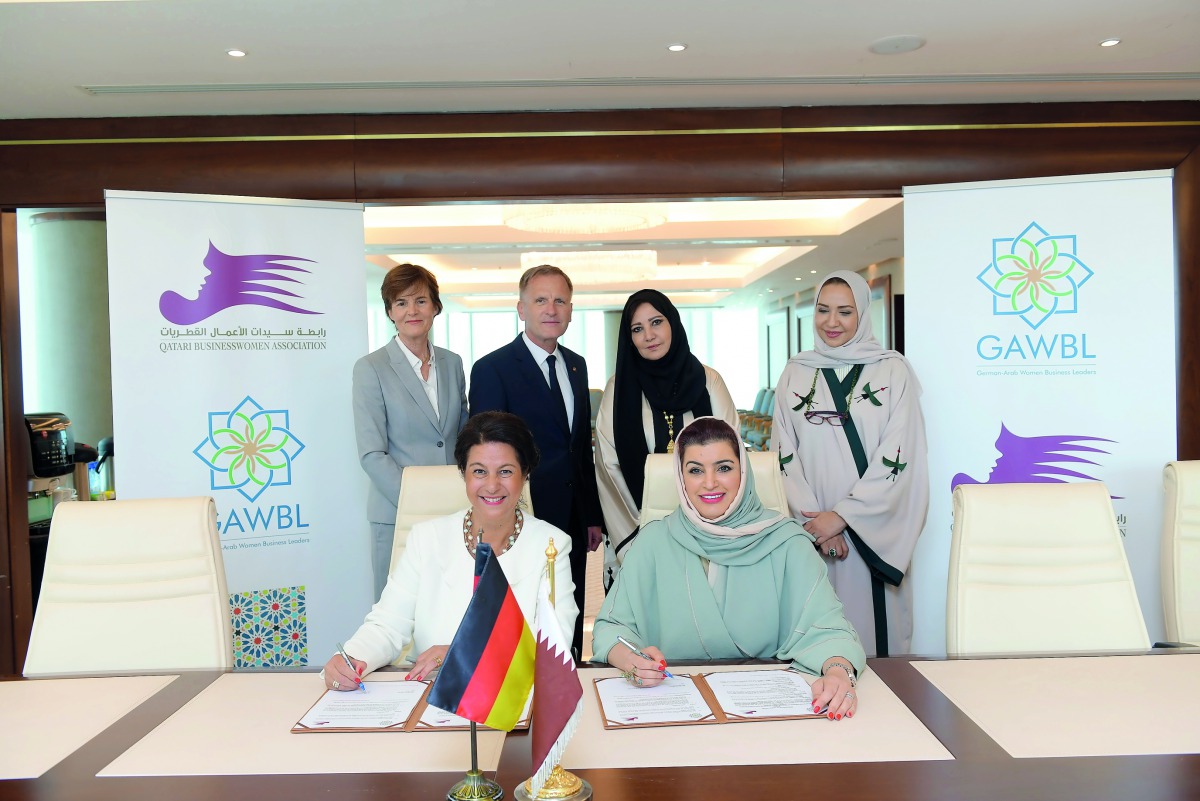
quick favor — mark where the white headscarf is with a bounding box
[788,270,921,392]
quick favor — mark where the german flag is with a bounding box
[427,542,535,731]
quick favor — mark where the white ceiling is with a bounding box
[1,0,1197,120]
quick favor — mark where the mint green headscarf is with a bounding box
[663,417,813,567]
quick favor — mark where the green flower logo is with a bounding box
[193,396,305,502]
[977,221,1094,330]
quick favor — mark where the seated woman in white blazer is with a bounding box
[323,411,578,688]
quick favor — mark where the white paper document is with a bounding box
[595,675,713,725]
[704,669,814,719]
[417,694,533,730]
[294,681,428,731]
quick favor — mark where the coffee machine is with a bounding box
[25,413,76,610]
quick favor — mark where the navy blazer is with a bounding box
[468,335,602,540]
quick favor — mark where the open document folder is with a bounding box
[293,679,530,733]
[594,668,822,729]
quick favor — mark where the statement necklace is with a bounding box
[794,364,863,412]
[462,508,524,557]
[663,411,677,454]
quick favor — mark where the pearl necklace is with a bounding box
[463,508,524,557]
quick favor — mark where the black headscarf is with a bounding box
[612,289,712,508]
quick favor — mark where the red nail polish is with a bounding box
[827,712,834,719]
[404,674,411,681]
[836,714,842,720]
[813,706,821,714]
[848,711,853,718]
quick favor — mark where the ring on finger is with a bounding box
[635,676,643,686]
[828,547,837,557]
[332,680,340,690]
[845,691,854,700]
[434,656,443,667]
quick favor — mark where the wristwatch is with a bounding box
[823,660,857,687]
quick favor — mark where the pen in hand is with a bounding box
[336,642,367,692]
[616,635,675,678]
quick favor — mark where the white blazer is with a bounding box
[342,511,577,673]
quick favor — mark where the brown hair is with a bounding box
[675,417,741,464]
[454,411,541,478]
[518,264,573,299]
[380,263,443,315]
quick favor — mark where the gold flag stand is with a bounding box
[514,538,591,801]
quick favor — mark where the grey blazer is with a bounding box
[352,338,468,525]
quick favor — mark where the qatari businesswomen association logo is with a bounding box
[976,221,1094,330]
[159,242,322,325]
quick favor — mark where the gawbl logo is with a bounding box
[193,396,305,503]
[160,242,322,325]
[976,222,1094,331]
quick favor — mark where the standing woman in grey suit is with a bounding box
[353,263,468,600]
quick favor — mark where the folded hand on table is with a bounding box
[406,645,449,682]
[810,658,858,720]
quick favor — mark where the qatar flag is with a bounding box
[528,591,583,797]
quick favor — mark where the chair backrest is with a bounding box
[1162,461,1200,644]
[24,496,232,677]
[947,482,1149,656]
[390,465,533,573]
[761,388,775,415]
[638,451,789,529]
[588,388,603,425]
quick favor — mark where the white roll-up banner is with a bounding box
[905,171,1176,654]
[106,190,372,667]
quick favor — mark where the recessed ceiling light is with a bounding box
[768,288,775,293]
[667,43,687,52]
[226,49,247,58]
[810,270,817,274]
[795,277,802,281]
[1099,38,1121,47]
[868,35,926,56]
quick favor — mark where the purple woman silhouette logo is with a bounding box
[951,423,1116,493]
[159,242,321,325]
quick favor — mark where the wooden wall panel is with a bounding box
[1176,145,1200,461]
[0,116,358,206]
[781,103,1200,193]
[0,211,27,674]
[353,108,785,201]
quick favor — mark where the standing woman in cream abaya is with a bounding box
[772,270,928,657]
[595,289,739,590]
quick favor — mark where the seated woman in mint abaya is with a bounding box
[591,416,865,720]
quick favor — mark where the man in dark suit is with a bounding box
[469,264,603,658]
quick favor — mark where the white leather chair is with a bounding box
[389,465,533,573]
[639,451,789,529]
[1162,461,1200,645]
[24,496,232,677]
[947,482,1150,656]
